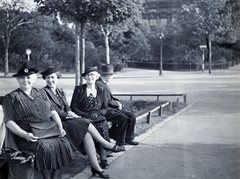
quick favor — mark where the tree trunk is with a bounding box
[208,34,212,74]
[101,25,112,64]
[105,34,110,64]
[4,46,9,76]
[75,23,80,86]
[4,33,10,76]
[79,21,86,85]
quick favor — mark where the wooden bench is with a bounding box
[110,93,187,125]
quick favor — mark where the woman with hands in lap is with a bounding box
[2,62,74,179]
[41,66,124,178]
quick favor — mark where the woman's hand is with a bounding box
[116,101,123,110]
[67,111,81,118]
[90,112,99,120]
[24,132,38,142]
[6,121,38,142]
[59,128,66,137]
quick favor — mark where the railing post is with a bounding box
[176,98,179,109]
[147,112,151,124]
[184,94,187,104]
[169,101,172,112]
[158,106,162,116]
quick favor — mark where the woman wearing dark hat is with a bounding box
[41,66,124,178]
[71,66,114,172]
[2,62,74,179]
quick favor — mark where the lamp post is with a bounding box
[159,33,164,76]
[26,49,31,61]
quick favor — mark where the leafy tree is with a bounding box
[34,0,96,85]
[0,0,34,76]
[225,0,240,63]
[181,0,231,73]
[90,0,145,64]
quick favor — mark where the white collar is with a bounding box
[86,88,97,97]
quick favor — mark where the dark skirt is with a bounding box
[16,137,74,171]
[62,118,90,151]
[16,123,74,171]
[92,115,110,142]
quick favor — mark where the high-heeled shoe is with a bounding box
[105,145,125,153]
[100,159,109,169]
[91,167,109,178]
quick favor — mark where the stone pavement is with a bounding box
[72,65,240,179]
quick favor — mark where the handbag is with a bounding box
[29,121,61,139]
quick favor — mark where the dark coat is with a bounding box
[42,86,71,120]
[70,84,108,118]
[96,77,119,109]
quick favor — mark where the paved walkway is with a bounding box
[72,66,240,179]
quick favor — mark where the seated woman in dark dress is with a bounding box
[41,66,124,178]
[2,62,74,179]
[71,66,114,170]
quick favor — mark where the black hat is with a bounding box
[41,66,60,79]
[82,66,98,76]
[100,64,114,75]
[12,62,38,77]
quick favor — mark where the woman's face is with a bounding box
[17,74,37,90]
[45,73,59,88]
[84,72,99,85]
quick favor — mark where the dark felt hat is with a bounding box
[12,62,38,77]
[82,66,98,76]
[41,66,60,78]
[100,64,114,75]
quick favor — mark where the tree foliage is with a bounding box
[90,0,145,64]
[0,0,34,75]
[163,0,233,72]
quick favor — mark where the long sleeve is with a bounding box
[96,78,119,109]
[70,86,89,117]
[96,87,108,116]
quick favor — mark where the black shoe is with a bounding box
[105,145,125,152]
[125,140,139,145]
[91,167,109,178]
[100,159,109,169]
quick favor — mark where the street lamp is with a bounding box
[159,33,164,76]
[26,49,31,61]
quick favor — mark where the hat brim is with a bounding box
[12,69,38,77]
[41,67,59,77]
[82,69,98,76]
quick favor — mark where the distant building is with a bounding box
[142,0,192,31]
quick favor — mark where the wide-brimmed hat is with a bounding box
[12,62,38,77]
[99,64,114,75]
[41,66,60,79]
[82,66,98,76]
